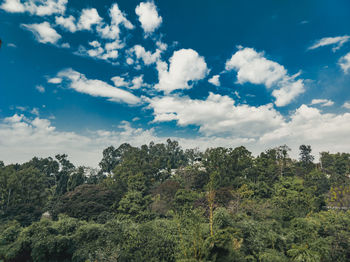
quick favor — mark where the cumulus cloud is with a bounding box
[259,105,350,157]
[343,102,350,109]
[0,114,259,167]
[339,52,350,74]
[77,40,124,61]
[128,44,163,65]
[1,0,67,16]
[208,75,220,86]
[55,15,77,32]
[148,94,350,158]
[225,47,305,106]
[155,49,209,93]
[310,99,334,107]
[148,92,284,137]
[77,8,102,31]
[0,114,178,167]
[110,75,147,90]
[3,104,350,166]
[111,76,128,87]
[0,0,24,12]
[22,21,61,44]
[55,68,141,104]
[97,3,134,40]
[130,75,147,89]
[135,1,162,34]
[308,35,350,52]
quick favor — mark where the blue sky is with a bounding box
[1,0,350,166]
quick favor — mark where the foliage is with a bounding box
[1,142,350,261]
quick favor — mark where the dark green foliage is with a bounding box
[53,184,118,221]
[0,166,48,225]
[320,152,350,185]
[2,141,350,261]
[299,145,315,173]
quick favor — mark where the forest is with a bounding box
[1,140,350,262]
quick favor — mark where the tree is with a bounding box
[299,145,314,172]
[67,167,85,192]
[118,172,152,221]
[99,146,121,174]
[55,154,75,196]
[0,166,48,225]
[53,184,118,221]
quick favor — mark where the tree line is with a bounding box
[1,140,350,261]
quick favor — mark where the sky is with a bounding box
[1,0,350,167]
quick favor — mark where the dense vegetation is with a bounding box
[1,140,350,261]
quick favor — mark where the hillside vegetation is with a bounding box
[1,140,350,261]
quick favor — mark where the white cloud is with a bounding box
[126,57,134,65]
[22,22,61,44]
[310,99,334,107]
[208,75,220,86]
[225,47,305,106]
[111,76,128,87]
[55,15,77,32]
[7,43,17,48]
[56,68,140,104]
[31,108,39,116]
[156,41,167,51]
[226,47,285,87]
[97,3,134,40]
[343,102,350,109]
[26,0,67,16]
[0,0,24,13]
[148,95,350,159]
[111,75,147,90]
[259,105,350,158]
[0,114,260,167]
[35,85,45,93]
[48,77,62,84]
[339,52,350,74]
[148,92,284,137]
[61,42,70,48]
[3,104,350,166]
[1,0,67,16]
[135,1,162,34]
[77,40,123,61]
[0,114,166,167]
[308,35,350,52]
[77,8,102,31]
[128,44,162,65]
[155,49,209,93]
[271,77,305,107]
[130,75,146,89]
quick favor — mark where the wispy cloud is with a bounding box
[1,0,67,16]
[35,85,45,93]
[310,99,334,107]
[55,68,141,105]
[22,22,61,44]
[308,35,350,52]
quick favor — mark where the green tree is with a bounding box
[299,145,315,173]
[0,166,48,225]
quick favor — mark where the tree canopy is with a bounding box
[1,141,350,261]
